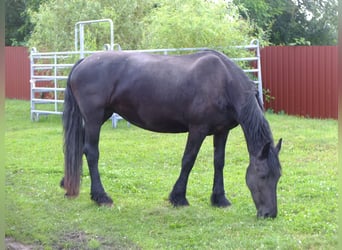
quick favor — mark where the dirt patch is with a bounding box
[55,231,89,249]
[5,237,41,250]
[6,231,140,250]
[54,231,141,249]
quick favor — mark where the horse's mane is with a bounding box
[205,49,276,157]
[239,93,281,174]
[239,92,273,152]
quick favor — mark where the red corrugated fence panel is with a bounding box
[5,46,30,100]
[261,46,337,119]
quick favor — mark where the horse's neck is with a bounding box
[239,108,273,156]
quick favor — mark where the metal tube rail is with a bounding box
[75,19,114,58]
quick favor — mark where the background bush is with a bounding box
[27,0,256,52]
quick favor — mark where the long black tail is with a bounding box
[61,59,84,197]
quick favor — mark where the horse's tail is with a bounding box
[61,59,85,197]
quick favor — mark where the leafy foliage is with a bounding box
[140,0,254,50]
[26,0,256,52]
[7,0,338,47]
[5,0,46,46]
[234,0,338,45]
[27,0,151,51]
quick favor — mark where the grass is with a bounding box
[5,99,338,249]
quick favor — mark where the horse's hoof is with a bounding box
[60,177,65,188]
[91,192,113,206]
[169,194,190,207]
[64,193,78,199]
[211,193,231,207]
[99,201,114,207]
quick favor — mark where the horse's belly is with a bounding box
[125,114,189,133]
[113,106,186,133]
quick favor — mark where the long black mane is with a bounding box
[239,93,281,175]
[239,92,274,153]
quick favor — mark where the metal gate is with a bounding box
[30,19,114,121]
[30,20,263,125]
[30,50,98,120]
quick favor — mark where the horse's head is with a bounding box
[246,139,282,218]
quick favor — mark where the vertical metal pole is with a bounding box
[80,24,85,58]
[75,24,78,51]
[75,19,114,53]
[110,21,114,50]
[250,39,263,106]
[256,43,263,106]
[30,48,35,120]
[54,54,58,112]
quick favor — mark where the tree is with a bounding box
[27,0,257,54]
[27,0,151,51]
[140,0,256,51]
[5,0,46,46]
[294,0,338,45]
[234,0,338,45]
[232,0,283,43]
[5,0,26,45]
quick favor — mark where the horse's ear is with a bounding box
[259,142,271,159]
[276,138,282,153]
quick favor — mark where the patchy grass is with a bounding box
[5,99,337,249]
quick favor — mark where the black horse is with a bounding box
[61,50,282,218]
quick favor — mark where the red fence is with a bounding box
[5,46,338,119]
[261,46,338,119]
[5,46,31,100]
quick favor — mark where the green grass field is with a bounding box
[5,99,338,249]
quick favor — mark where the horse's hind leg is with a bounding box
[169,127,207,206]
[211,130,231,207]
[84,121,113,206]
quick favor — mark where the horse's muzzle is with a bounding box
[257,208,277,219]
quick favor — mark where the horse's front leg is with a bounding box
[211,130,231,207]
[169,126,207,206]
[84,123,113,206]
